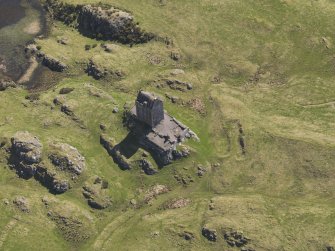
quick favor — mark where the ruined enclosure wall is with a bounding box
[142,138,173,165]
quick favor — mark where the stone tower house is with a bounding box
[135,91,164,127]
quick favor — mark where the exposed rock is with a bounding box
[172,146,190,160]
[57,37,69,45]
[202,226,217,242]
[10,131,43,178]
[78,5,155,44]
[82,184,112,210]
[142,151,149,157]
[197,165,207,177]
[170,69,185,76]
[164,79,193,91]
[0,79,16,91]
[0,137,8,148]
[223,229,250,248]
[82,176,112,209]
[99,123,107,131]
[174,172,194,185]
[101,43,119,53]
[180,231,195,241]
[130,199,137,206]
[100,134,132,170]
[35,164,70,194]
[43,0,82,25]
[25,93,40,101]
[165,93,181,104]
[100,134,115,155]
[147,54,163,65]
[25,43,39,54]
[139,159,158,175]
[113,150,131,170]
[52,179,70,193]
[48,143,85,175]
[13,196,30,213]
[85,59,107,80]
[59,103,84,127]
[85,59,125,80]
[151,231,160,237]
[53,96,65,106]
[187,98,206,114]
[61,104,75,116]
[170,51,181,61]
[59,87,74,94]
[327,246,335,251]
[209,201,215,210]
[240,248,255,251]
[155,79,193,92]
[112,107,119,113]
[161,198,191,209]
[144,184,169,203]
[42,55,67,72]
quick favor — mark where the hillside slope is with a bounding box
[1,0,335,250]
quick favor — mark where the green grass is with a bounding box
[1,0,335,250]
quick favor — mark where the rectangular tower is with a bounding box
[135,91,164,127]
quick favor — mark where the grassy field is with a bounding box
[1,0,335,250]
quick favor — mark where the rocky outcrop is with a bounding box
[60,104,75,117]
[101,43,119,53]
[42,55,67,72]
[78,5,155,44]
[9,133,84,194]
[223,229,251,248]
[0,79,16,91]
[82,179,111,210]
[154,79,193,92]
[43,0,82,25]
[35,164,70,194]
[197,165,207,177]
[100,134,131,170]
[179,231,195,241]
[112,150,131,170]
[52,179,70,193]
[85,59,125,80]
[13,196,30,213]
[59,87,74,94]
[10,131,43,178]
[48,143,85,175]
[44,0,155,44]
[35,143,85,194]
[144,184,169,203]
[202,226,217,242]
[139,159,158,175]
[85,59,107,80]
[172,146,191,160]
[160,198,191,209]
[25,44,39,54]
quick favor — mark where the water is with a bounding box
[0,0,25,29]
[0,0,47,81]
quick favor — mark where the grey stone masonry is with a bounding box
[135,91,164,127]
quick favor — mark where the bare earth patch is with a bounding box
[24,20,41,35]
[17,57,38,84]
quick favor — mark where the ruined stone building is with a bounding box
[135,91,164,127]
[130,91,192,165]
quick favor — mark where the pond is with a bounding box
[0,0,47,82]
